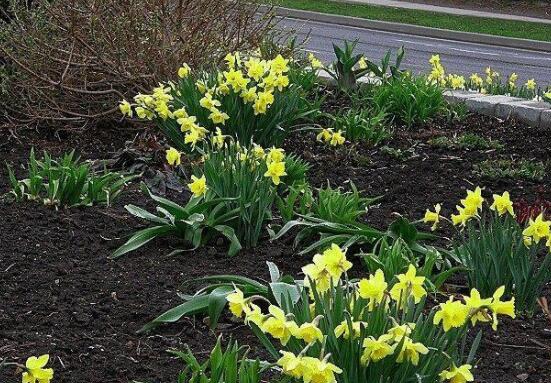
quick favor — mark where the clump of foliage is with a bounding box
[428,133,503,150]
[373,74,448,128]
[473,159,547,181]
[7,149,135,207]
[0,0,273,125]
[121,51,319,149]
[168,337,269,383]
[220,246,513,383]
[331,107,390,145]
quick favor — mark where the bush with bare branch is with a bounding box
[0,0,273,126]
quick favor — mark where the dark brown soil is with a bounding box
[1,112,550,383]
[403,0,551,19]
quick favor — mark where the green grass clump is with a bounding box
[473,159,547,181]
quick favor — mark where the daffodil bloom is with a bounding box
[451,204,477,226]
[224,52,241,69]
[22,355,54,383]
[216,82,230,96]
[543,91,551,100]
[308,53,324,69]
[179,116,197,132]
[274,75,290,91]
[423,203,441,231]
[173,107,188,120]
[433,297,469,331]
[134,93,155,107]
[165,147,181,166]
[184,126,208,147]
[243,303,265,327]
[264,161,287,185]
[389,264,427,304]
[301,357,343,383]
[489,286,515,330]
[320,244,352,279]
[154,100,172,120]
[252,144,265,159]
[334,320,365,339]
[386,323,415,341]
[508,73,518,88]
[240,86,258,103]
[266,147,285,164]
[302,253,333,293]
[200,93,221,110]
[522,213,551,243]
[469,73,483,88]
[135,106,154,120]
[208,108,230,125]
[223,68,249,90]
[429,54,441,66]
[195,80,207,94]
[490,191,515,217]
[178,63,191,78]
[119,100,133,117]
[226,287,248,318]
[358,269,388,309]
[361,334,394,364]
[211,127,227,148]
[395,337,429,366]
[188,174,208,198]
[463,288,492,326]
[316,128,333,143]
[292,321,323,343]
[439,364,474,383]
[358,56,368,70]
[277,351,305,379]
[448,74,465,90]
[330,130,345,146]
[245,58,267,81]
[525,79,537,90]
[270,54,290,74]
[461,186,484,212]
[262,305,298,345]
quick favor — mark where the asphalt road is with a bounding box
[277,17,551,85]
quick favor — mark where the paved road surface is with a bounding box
[277,17,551,85]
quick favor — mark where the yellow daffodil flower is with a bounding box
[525,78,537,90]
[439,364,474,383]
[178,63,191,79]
[208,108,230,125]
[330,130,345,146]
[317,128,333,143]
[179,115,197,132]
[200,93,221,110]
[423,203,441,231]
[22,355,54,383]
[358,56,368,70]
[395,337,429,366]
[292,321,324,344]
[226,287,248,318]
[361,334,394,364]
[389,265,427,304]
[429,54,441,66]
[184,125,208,147]
[211,127,227,148]
[165,147,181,166]
[508,73,518,88]
[463,288,492,326]
[386,323,415,341]
[241,86,258,103]
[308,53,324,69]
[270,54,290,74]
[490,191,515,217]
[264,161,287,185]
[245,58,267,81]
[243,303,265,327]
[358,269,388,309]
[301,357,343,383]
[451,204,477,227]
[320,244,352,279]
[252,144,265,159]
[461,186,484,212]
[262,305,298,345]
[119,100,133,117]
[469,73,483,88]
[489,286,515,330]
[187,174,208,198]
[433,297,469,332]
[522,213,551,244]
[302,253,333,293]
[334,320,365,339]
[266,147,285,164]
[277,351,305,379]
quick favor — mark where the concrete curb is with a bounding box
[316,71,551,128]
[444,90,551,128]
[274,7,551,53]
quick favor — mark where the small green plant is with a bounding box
[312,182,377,224]
[373,75,447,128]
[168,337,270,383]
[202,143,279,248]
[379,145,416,161]
[331,108,390,145]
[454,210,551,315]
[111,185,242,258]
[7,149,135,207]
[473,159,547,181]
[283,153,311,187]
[428,133,503,150]
[276,182,314,223]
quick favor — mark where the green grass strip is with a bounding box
[266,0,551,42]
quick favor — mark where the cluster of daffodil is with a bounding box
[119,51,300,149]
[426,55,547,101]
[316,128,346,146]
[225,243,514,383]
[423,186,551,252]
